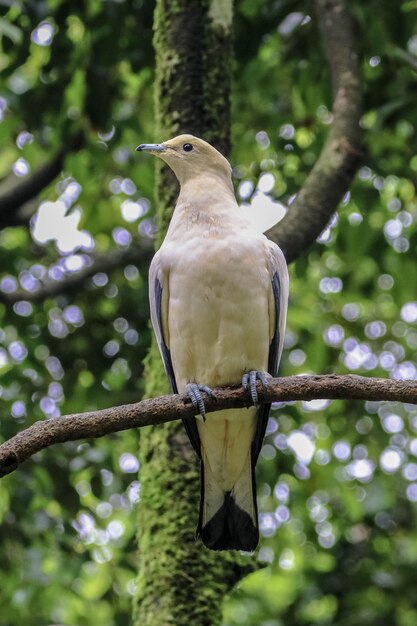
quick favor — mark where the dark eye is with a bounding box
[183,143,193,152]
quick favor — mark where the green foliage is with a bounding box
[223,2,417,624]
[0,0,417,625]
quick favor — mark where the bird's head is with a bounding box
[136,134,232,186]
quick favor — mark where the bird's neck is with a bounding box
[165,173,238,239]
[177,172,236,207]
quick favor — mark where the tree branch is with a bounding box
[267,0,362,263]
[0,132,84,227]
[1,374,417,478]
[0,241,153,305]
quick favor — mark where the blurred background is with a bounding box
[1,1,417,624]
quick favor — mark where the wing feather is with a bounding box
[252,242,288,462]
[149,252,201,456]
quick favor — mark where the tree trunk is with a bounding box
[133,2,255,625]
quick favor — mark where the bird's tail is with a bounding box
[197,452,259,551]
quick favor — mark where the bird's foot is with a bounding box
[186,383,215,421]
[242,370,269,406]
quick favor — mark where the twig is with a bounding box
[1,374,416,478]
[0,242,153,305]
[0,132,84,226]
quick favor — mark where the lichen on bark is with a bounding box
[133,1,254,625]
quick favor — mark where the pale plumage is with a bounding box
[138,135,288,551]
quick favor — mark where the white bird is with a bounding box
[137,135,288,551]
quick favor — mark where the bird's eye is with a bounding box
[183,143,193,152]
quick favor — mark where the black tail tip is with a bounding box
[197,493,259,552]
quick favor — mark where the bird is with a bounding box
[136,134,288,551]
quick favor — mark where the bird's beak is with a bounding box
[136,143,167,153]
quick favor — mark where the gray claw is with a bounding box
[257,371,268,386]
[199,384,215,398]
[251,370,259,404]
[186,383,214,420]
[242,370,269,406]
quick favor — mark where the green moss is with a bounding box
[136,347,255,626]
[142,337,169,398]
[136,342,256,625]
[133,2,254,625]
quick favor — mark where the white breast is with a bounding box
[162,222,271,390]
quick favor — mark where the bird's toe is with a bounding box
[186,383,214,420]
[242,370,269,406]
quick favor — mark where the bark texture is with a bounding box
[133,2,249,625]
[2,374,417,479]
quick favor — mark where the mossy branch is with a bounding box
[136,3,240,624]
[2,374,417,478]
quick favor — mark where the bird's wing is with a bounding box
[252,240,289,462]
[149,251,201,456]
